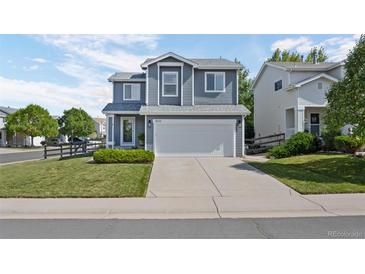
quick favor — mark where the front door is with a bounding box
[310,113,320,136]
[121,117,135,146]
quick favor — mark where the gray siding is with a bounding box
[113,114,145,147]
[147,56,193,106]
[113,82,146,104]
[159,67,181,105]
[194,70,237,105]
[145,115,243,156]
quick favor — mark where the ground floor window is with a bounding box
[310,113,320,136]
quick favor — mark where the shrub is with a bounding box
[93,149,154,164]
[322,128,342,151]
[334,136,365,153]
[267,144,291,159]
[267,132,320,159]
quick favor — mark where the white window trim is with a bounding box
[121,117,136,146]
[205,71,226,93]
[123,83,141,101]
[162,71,178,97]
[106,115,114,148]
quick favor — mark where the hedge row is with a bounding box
[93,149,154,163]
[334,136,365,153]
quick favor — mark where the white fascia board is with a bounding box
[252,63,287,89]
[141,52,198,68]
[293,73,339,87]
[109,79,146,83]
[196,66,240,70]
[138,111,250,116]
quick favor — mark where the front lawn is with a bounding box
[249,153,365,194]
[0,157,152,198]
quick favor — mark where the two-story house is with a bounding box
[252,61,345,139]
[102,52,250,157]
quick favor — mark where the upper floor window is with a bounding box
[274,79,282,91]
[317,82,323,90]
[205,72,225,93]
[123,83,141,101]
[162,71,178,97]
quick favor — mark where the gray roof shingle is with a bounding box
[0,106,18,115]
[102,103,143,112]
[108,72,146,82]
[190,58,241,69]
[139,105,250,115]
[267,61,344,71]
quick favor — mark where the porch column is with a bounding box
[297,106,305,132]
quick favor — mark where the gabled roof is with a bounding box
[252,61,344,89]
[287,73,339,90]
[108,72,146,82]
[140,52,241,69]
[140,52,198,68]
[0,106,18,115]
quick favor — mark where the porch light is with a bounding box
[148,119,152,128]
[237,119,242,127]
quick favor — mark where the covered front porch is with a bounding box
[106,114,145,149]
[285,106,325,138]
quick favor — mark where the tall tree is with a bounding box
[60,108,95,139]
[305,46,328,62]
[5,104,58,146]
[325,35,365,137]
[268,47,328,63]
[235,60,254,138]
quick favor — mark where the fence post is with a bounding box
[83,142,87,153]
[60,144,63,159]
[70,144,72,156]
[44,145,47,159]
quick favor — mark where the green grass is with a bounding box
[249,153,365,194]
[0,157,152,198]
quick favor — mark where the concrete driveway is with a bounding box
[146,157,330,217]
[147,157,295,198]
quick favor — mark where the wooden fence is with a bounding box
[43,141,105,159]
[246,133,285,154]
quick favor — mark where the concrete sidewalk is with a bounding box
[1,194,365,219]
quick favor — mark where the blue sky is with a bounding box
[0,34,359,117]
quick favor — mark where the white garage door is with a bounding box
[154,119,236,157]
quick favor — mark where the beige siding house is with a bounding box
[252,61,345,139]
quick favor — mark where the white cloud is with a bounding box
[23,64,39,71]
[0,76,110,117]
[26,57,48,63]
[271,36,312,52]
[270,35,359,61]
[38,34,158,71]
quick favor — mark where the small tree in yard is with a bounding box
[60,108,95,140]
[325,34,365,137]
[235,60,254,138]
[5,104,58,147]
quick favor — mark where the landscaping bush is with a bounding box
[334,136,365,153]
[93,149,154,163]
[267,144,291,159]
[322,128,342,151]
[268,132,320,159]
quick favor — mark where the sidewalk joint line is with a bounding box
[195,158,223,197]
[250,219,271,239]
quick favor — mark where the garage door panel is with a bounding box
[154,120,235,157]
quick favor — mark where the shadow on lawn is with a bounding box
[250,155,365,186]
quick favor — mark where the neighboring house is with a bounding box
[252,61,345,139]
[0,106,45,147]
[102,52,250,157]
[93,118,106,138]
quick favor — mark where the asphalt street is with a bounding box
[1,216,364,239]
[0,151,44,164]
